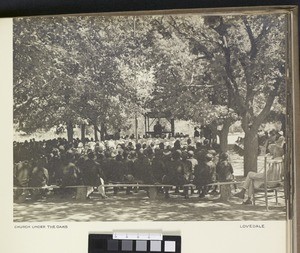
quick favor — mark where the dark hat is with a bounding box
[159,142,165,149]
[87,151,95,159]
[172,150,182,159]
[116,154,123,161]
[128,151,136,159]
[219,152,228,160]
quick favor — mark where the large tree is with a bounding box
[145,14,287,173]
[145,15,239,152]
[203,15,287,175]
[13,16,148,141]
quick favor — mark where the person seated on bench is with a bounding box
[110,152,127,194]
[14,160,32,188]
[194,153,216,198]
[162,150,187,198]
[48,148,62,185]
[120,150,135,194]
[216,152,234,182]
[132,148,155,184]
[151,148,166,183]
[81,150,106,199]
[181,151,195,183]
[60,150,79,198]
[213,152,235,195]
[234,139,284,205]
[14,160,32,201]
[29,155,49,200]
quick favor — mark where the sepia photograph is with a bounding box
[13,12,289,222]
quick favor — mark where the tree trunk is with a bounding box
[219,122,231,153]
[135,113,138,141]
[81,124,86,143]
[243,130,259,176]
[210,124,218,144]
[66,121,73,143]
[94,124,99,142]
[100,122,106,141]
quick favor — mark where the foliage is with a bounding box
[13,16,153,133]
[13,13,287,141]
[146,14,286,130]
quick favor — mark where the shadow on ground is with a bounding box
[13,190,286,222]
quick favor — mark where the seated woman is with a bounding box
[234,139,284,205]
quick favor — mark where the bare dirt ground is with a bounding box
[13,184,286,222]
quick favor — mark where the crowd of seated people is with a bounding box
[234,129,284,156]
[13,136,235,200]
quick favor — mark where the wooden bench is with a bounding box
[183,181,241,201]
[14,181,242,201]
[102,183,174,200]
[14,184,174,201]
[207,181,241,201]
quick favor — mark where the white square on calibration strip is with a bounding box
[164,241,176,252]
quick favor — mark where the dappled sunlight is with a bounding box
[14,190,285,222]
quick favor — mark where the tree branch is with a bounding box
[222,45,247,115]
[252,86,278,131]
[242,17,257,60]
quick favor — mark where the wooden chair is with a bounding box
[252,156,284,211]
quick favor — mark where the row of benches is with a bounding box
[13,181,241,201]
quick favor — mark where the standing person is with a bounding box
[203,125,213,144]
[153,121,163,137]
[114,129,121,140]
[194,127,200,138]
